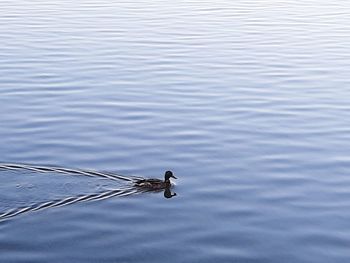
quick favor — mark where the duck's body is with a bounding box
[134,178,171,190]
[134,171,176,190]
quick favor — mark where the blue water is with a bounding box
[1,0,350,262]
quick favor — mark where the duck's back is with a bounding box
[134,178,165,189]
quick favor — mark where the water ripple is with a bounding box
[1,0,350,262]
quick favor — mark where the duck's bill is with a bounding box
[171,175,177,179]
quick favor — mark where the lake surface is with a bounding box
[1,0,350,262]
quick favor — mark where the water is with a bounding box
[1,0,350,262]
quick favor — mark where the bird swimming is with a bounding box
[134,171,177,190]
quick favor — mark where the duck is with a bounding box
[134,171,177,190]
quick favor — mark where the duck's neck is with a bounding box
[164,179,171,186]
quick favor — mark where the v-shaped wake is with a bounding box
[0,163,147,221]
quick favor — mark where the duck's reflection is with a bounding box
[164,186,177,198]
[144,186,177,198]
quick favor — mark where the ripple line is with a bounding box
[0,187,143,221]
[0,163,144,182]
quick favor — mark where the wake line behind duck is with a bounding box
[0,187,140,220]
[0,163,143,182]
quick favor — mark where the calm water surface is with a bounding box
[1,0,350,262]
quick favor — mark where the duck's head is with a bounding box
[164,170,177,181]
